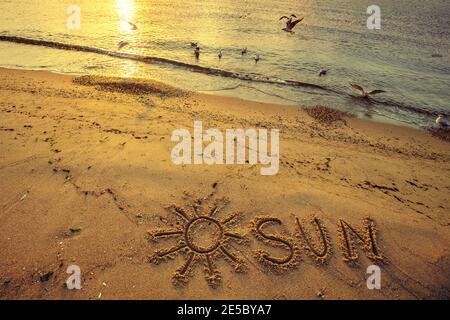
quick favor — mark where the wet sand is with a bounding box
[0,68,449,299]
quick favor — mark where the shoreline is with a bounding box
[0,67,449,299]
[0,37,445,130]
[0,63,435,131]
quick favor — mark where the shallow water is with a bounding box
[0,0,449,128]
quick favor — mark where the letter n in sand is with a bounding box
[338,218,383,265]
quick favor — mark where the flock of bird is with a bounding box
[116,14,303,65]
[189,14,304,64]
[114,15,449,127]
[190,42,260,64]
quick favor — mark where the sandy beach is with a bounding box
[0,67,449,300]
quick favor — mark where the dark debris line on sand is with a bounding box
[304,105,352,124]
[72,75,188,98]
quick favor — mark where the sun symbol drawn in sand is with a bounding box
[148,198,248,288]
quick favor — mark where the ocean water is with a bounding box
[0,0,449,128]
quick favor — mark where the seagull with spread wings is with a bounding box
[280,14,304,34]
[279,14,297,22]
[350,82,386,99]
[128,22,138,30]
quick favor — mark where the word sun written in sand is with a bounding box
[147,198,384,288]
[171,121,279,175]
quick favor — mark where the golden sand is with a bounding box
[0,68,449,299]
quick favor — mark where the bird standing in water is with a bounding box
[218,50,222,60]
[254,54,261,63]
[194,46,200,59]
[436,114,450,128]
[319,68,330,77]
[241,48,248,56]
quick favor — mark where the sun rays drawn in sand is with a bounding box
[148,193,384,287]
[148,198,248,288]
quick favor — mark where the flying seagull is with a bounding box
[350,82,386,99]
[128,22,138,30]
[280,15,304,34]
[241,47,248,56]
[319,68,330,77]
[254,54,261,63]
[436,114,450,128]
[117,41,129,50]
[190,42,198,48]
